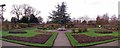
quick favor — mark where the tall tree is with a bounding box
[21,4,40,16]
[49,2,71,25]
[29,14,39,23]
[11,5,22,22]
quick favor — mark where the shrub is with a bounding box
[37,27,44,29]
[95,29,112,34]
[72,28,87,33]
[9,30,27,34]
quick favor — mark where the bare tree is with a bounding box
[37,16,43,24]
[11,5,22,21]
[110,15,118,25]
[21,4,40,16]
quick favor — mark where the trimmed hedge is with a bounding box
[37,27,55,30]
[72,28,87,33]
[95,29,113,34]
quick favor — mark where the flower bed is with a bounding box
[72,34,117,44]
[2,34,52,44]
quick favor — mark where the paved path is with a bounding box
[53,30,71,46]
[0,40,24,46]
[95,40,119,46]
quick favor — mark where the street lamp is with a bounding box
[0,4,6,7]
[0,4,6,21]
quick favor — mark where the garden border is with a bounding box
[65,32,119,47]
[0,32,58,47]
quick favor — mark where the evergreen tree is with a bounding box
[29,14,39,23]
[11,17,17,23]
[20,16,29,23]
[49,2,71,25]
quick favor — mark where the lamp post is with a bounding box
[0,4,6,22]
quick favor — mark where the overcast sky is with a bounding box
[0,0,120,22]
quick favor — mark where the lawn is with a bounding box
[66,28,119,47]
[0,28,40,37]
[0,28,58,47]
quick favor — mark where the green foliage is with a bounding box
[65,32,78,46]
[20,16,29,23]
[49,2,71,25]
[11,17,18,23]
[29,14,39,23]
[20,14,39,23]
[37,27,55,30]
[72,28,87,33]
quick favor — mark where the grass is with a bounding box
[66,28,119,46]
[65,32,78,46]
[0,28,40,37]
[72,28,119,37]
[0,32,58,47]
